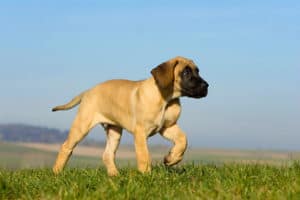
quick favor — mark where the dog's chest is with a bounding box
[147,106,167,137]
[145,99,181,137]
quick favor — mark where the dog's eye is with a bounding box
[182,67,192,77]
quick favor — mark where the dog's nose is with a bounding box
[201,81,209,89]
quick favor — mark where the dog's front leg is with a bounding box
[160,124,187,166]
[134,129,151,173]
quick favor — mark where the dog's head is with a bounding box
[151,56,208,99]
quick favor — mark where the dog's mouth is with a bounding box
[198,88,208,98]
[182,87,208,98]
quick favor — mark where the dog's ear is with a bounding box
[151,59,178,89]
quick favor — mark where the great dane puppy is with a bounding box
[52,56,208,176]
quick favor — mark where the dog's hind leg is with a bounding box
[160,124,187,166]
[53,110,96,174]
[102,125,122,176]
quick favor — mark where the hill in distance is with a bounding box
[0,123,106,146]
[0,123,68,143]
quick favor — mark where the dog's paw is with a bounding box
[163,155,182,166]
[52,166,62,175]
[137,164,152,173]
[107,169,119,176]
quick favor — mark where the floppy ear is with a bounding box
[151,59,178,89]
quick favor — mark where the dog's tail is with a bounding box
[52,92,85,112]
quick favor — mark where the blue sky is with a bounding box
[0,1,299,150]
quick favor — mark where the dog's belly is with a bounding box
[94,111,135,132]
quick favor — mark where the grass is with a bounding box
[1,142,300,199]
[1,163,300,199]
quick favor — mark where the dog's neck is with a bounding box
[142,77,176,105]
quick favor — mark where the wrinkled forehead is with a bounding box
[175,57,198,70]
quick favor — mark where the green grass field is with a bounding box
[1,142,300,199]
[1,163,300,199]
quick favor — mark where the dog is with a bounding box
[52,56,208,176]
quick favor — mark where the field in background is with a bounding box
[1,141,300,169]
